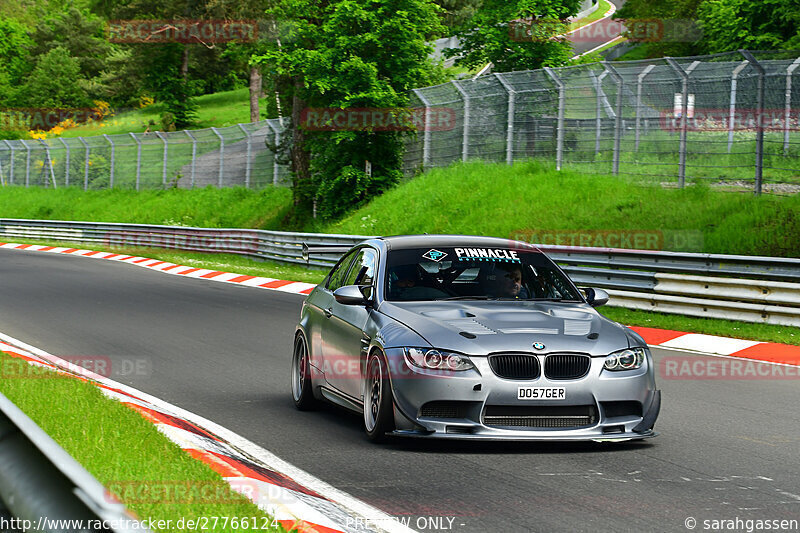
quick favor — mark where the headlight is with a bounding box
[603,347,648,372]
[404,348,474,371]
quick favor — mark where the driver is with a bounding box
[488,264,528,299]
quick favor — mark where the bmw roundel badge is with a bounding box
[533,342,545,350]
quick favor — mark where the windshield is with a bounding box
[384,246,582,302]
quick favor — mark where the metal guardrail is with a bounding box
[2,218,799,326]
[0,391,145,532]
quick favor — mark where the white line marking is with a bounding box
[660,334,762,356]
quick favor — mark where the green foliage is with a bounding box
[140,44,198,128]
[613,0,703,57]
[0,17,33,105]
[433,0,482,33]
[28,7,111,78]
[20,47,91,108]
[447,0,581,72]
[696,0,800,53]
[256,0,446,219]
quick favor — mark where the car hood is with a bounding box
[377,300,633,356]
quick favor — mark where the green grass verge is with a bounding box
[327,160,800,257]
[0,350,287,532]
[62,89,272,138]
[0,186,293,229]
[567,0,613,31]
[599,306,800,346]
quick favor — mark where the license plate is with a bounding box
[517,387,566,400]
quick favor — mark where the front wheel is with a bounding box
[364,352,394,442]
[291,334,317,410]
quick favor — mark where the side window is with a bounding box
[326,251,357,291]
[344,248,377,287]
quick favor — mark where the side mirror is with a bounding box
[582,287,609,307]
[333,285,372,306]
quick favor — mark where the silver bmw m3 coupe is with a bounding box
[292,235,660,442]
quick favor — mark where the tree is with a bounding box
[613,0,703,57]
[447,0,582,72]
[0,17,33,106]
[696,0,800,53]
[28,7,111,78]
[433,0,482,34]
[20,47,90,108]
[254,0,445,219]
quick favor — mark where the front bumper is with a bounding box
[384,348,661,442]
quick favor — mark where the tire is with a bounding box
[364,351,395,443]
[291,334,317,410]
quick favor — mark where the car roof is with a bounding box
[376,234,542,253]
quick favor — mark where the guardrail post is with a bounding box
[3,140,14,185]
[78,137,89,190]
[602,62,624,175]
[635,64,655,151]
[727,60,749,153]
[130,133,141,190]
[543,67,565,170]
[103,134,114,188]
[412,88,432,169]
[494,73,516,165]
[784,58,800,154]
[19,140,31,187]
[266,120,281,186]
[155,131,168,188]
[58,138,70,186]
[0,144,5,186]
[185,130,197,188]
[740,50,765,195]
[666,58,699,188]
[451,80,470,162]
[211,127,224,187]
[38,139,57,189]
[238,124,253,188]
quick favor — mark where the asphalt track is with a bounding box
[1,248,799,532]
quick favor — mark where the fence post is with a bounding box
[266,120,281,186]
[155,132,168,188]
[590,70,609,155]
[38,139,57,189]
[58,138,70,187]
[665,58,696,188]
[19,140,31,187]
[494,73,516,165]
[185,130,197,188]
[728,60,749,153]
[211,127,224,187]
[103,134,114,189]
[129,133,141,190]
[0,143,5,186]
[543,67,565,170]
[740,50,764,195]
[412,88,432,169]
[784,58,800,154]
[602,62,624,175]
[635,64,655,151]
[238,124,253,187]
[78,137,89,190]
[3,140,14,185]
[451,80,470,162]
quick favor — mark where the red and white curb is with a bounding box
[0,242,317,296]
[0,332,414,533]
[630,326,800,366]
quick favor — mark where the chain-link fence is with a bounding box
[0,118,291,190]
[1,50,798,193]
[406,49,800,192]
